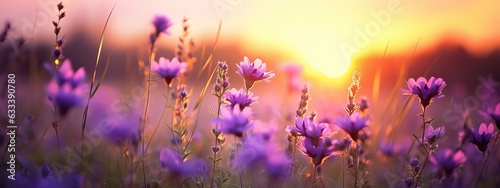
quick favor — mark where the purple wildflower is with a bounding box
[236,56,275,90]
[45,59,86,88]
[103,116,141,148]
[285,117,331,144]
[402,77,446,108]
[152,14,172,35]
[8,165,83,188]
[480,103,500,129]
[214,104,253,137]
[424,125,445,145]
[335,112,370,141]
[151,57,187,87]
[300,137,339,167]
[469,123,496,154]
[429,149,467,177]
[332,138,351,152]
[235,132,290,178]
[46,79,86,116]
[225,88,258,110]
[159,148,206,177]
[359,97,369,112]
[265,153,290,179]
[379,142,398,157]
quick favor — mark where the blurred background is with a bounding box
[1,0,500,177]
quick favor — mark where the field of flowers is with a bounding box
[1,1,500,188]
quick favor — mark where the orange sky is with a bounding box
[2,0,500,77]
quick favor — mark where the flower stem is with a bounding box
[414,107,429,188]
[54,126,63,163]
[421,107,427,147]
[310,165,317,188]
[289,136,298,179]
[211,101,222,188]
[341,153,345,188]
[354,141,358,188]
[234,136,244,188]
[475,133,499,186]
[145,87,170,152]
[140,46,155,188]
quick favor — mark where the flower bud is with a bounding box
[211,146,220,153]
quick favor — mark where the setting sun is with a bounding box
[285,29,352,78]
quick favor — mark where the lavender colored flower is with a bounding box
[236,56,275,90]
[103,116,141,148]
[8,165,83,188]
[225,88,258,110]
[429,149,467,177]
[402,77,446,108]
[480,102,500,129]
[379,142,398,157]
[235,132,290,178]
[300,137,339,167]
[214,104,253,137]
[335,112,370,141]
[265,153,290,178]
[332,138,351,151]
[358,97,369,112]
[424,125,445,145]
[469,123,496,154]
[151,57,187,86]
[152,14,172,35]
[285,117,331,144]
[46,80,86,116]
[159,148,206,177]
[45,59,86,88]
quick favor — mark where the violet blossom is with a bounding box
[236,56,275,90]
[469,123,496,154]
[151,57,187,87]
[335,112,370,141]
[225,88,258,110]
[402,77,446,108]
[213,104,253,137]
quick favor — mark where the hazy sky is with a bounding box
[2,0,499,77]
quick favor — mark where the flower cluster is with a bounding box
[235,132,290,178]
[45,59,87,116]
[52,2,66,65]
[345,71,361,116]
[159,148,206,177]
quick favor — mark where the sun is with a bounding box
[299,43,352,79]
[290,33,351,78]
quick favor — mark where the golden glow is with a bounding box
[296,39,351,79]
[279,29,351,78]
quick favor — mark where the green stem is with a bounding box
[234,136,244,188]
[310,165,317,188]
[211,101,222,188]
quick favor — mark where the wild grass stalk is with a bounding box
[79,2,115,173]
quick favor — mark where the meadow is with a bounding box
[1,1,500,188]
